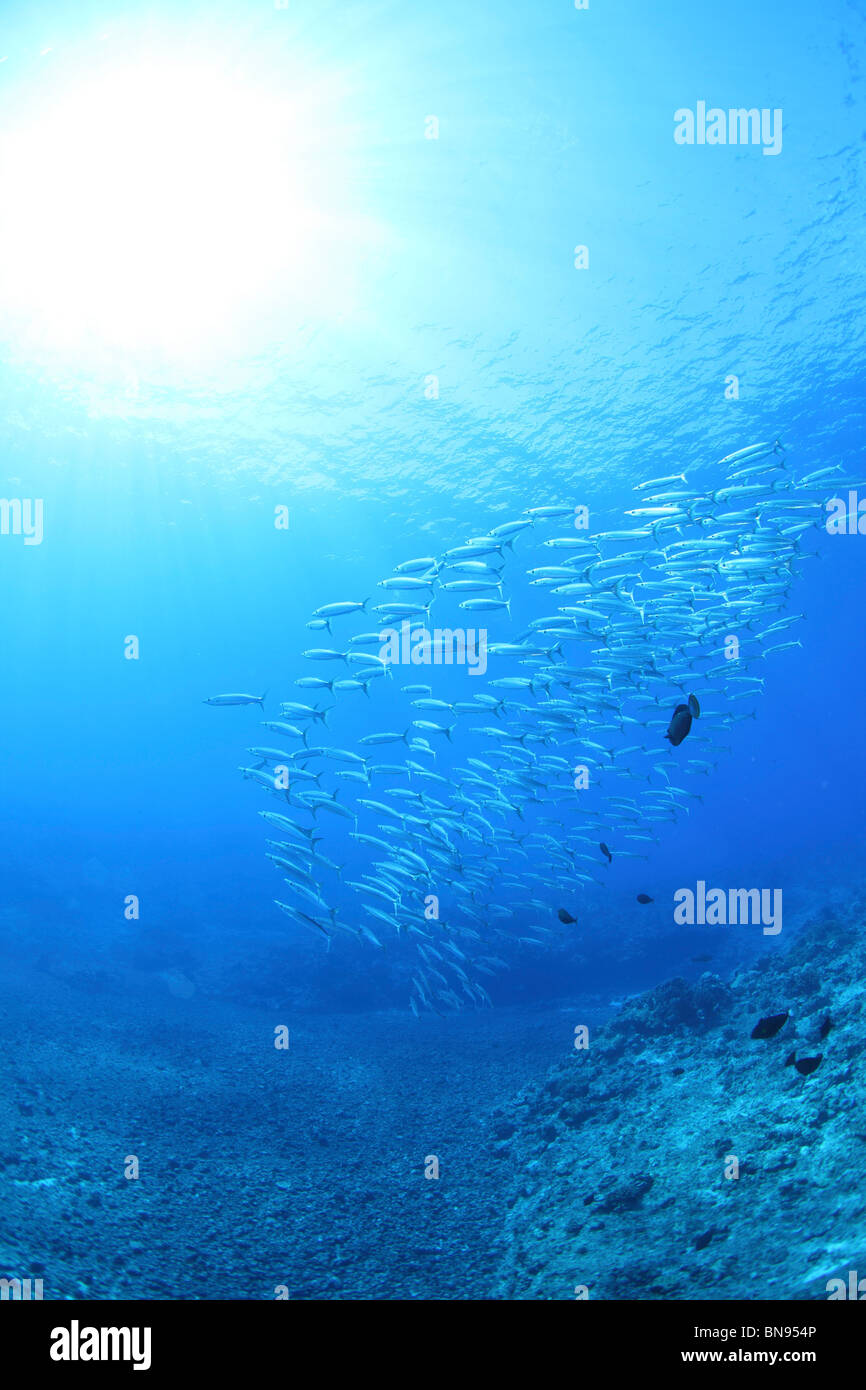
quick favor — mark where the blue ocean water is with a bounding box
[1,0,864,1302]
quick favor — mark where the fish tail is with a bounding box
[258,691,268,709]
[302,727,309,747]
[445,725,455,742]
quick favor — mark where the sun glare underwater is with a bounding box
[0,22,384,371]
[1,0,866,1306]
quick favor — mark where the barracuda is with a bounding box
[221,437,866,1016]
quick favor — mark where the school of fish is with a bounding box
[213,441,859,1016]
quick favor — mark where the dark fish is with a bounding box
[665,703,693,746]
[599,842,612,863]
[636,893,653,904]
[672,1066,684,1077]
[751,1011,789,1040]
[819,1015,832,1040]
[582,1194,595,1205]
[795,1055,823,1076]
[688,692,701,719]
[784,1050,797,1067]
[557,908,577,925]
[691,953,713,963]
[694,1229,714,1251]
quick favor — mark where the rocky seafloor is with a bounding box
[0,968,580,1300]
[1,903,862,1300]
[492,903,866,1300]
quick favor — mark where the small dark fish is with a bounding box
[795,1055,823,1076]
[636,893,653,904]
[665,702,693,746]
[582,1194,595,1206]
[557,908,577,925]
[672,1066,684,1077]
[688,692,701,719]
[751,1011,789,1040]
[784,1050,797,1067]
[694,1229,714,1251]
[691,953,713,963]
[819,1015,832,1040]
[599,842,612,863]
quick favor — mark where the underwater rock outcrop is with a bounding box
[493,906,866,1300]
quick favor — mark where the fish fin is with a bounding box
[259,691,268,709]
